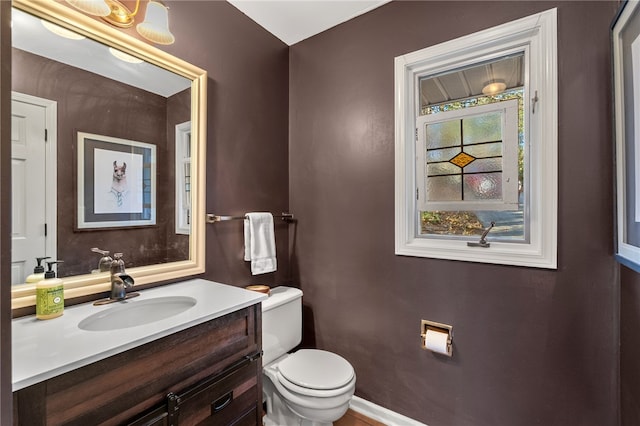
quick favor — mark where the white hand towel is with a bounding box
[244,212,277,275]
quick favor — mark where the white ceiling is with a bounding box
[227,0,392,45]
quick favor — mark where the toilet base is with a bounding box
[263,371,339,426]
[264,416,332,426]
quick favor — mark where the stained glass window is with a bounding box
[425,112,504,203]
[416,99,520,214]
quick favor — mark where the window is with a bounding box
[394,9,557,268]
[417,99,520,213]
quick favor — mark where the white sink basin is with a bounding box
[78,296,197,331]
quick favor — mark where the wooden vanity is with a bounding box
[12,280,266,426]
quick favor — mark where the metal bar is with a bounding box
[206,213,294,223]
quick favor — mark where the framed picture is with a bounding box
[613,1,640,272]
[77,132,156,229]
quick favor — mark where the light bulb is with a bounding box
[482,82,507,96]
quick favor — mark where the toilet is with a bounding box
[261,286,356,426]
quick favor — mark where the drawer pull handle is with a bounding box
[212,391,233,413]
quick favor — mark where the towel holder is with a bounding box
[206,213,294,223]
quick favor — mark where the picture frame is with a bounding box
[77,132,156,230]
[613,1,640,272]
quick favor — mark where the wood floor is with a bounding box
[335,409,387,426]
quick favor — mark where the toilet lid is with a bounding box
[278,349,354,390]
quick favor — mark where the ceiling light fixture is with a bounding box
[482,81,507,96]
[41,19,86,40]
[64,0,175,45]
[108,47,144,63]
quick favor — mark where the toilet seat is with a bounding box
[276,370,356,398]
[276,349,355,397]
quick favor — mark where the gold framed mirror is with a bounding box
[11,0,206,309]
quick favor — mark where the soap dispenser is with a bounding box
[25,256,51,283]
[36,261,65,320]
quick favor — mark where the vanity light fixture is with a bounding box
[482,81,507,96]
[65,0,175,45]
[41,19,86,40]
[135,1,175,45]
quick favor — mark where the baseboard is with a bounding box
[349,396,427,426]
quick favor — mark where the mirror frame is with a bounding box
[11,0,207,309]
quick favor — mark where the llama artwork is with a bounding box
[78,133,156,229]
[110,161,128,207]
[92,148,144,215]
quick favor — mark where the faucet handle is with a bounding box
[92,248,112,272]
[110,253,125,275]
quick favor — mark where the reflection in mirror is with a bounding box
[12,7,191,280]
[10,0,206,309]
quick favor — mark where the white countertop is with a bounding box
[12,279,267,391]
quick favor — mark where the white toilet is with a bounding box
[261,286,356,426]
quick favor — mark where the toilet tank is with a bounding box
[261,286,303,365]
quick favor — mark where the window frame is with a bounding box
[394,9,557,269]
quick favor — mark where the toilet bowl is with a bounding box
[261,287,356,426]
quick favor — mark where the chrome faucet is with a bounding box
[109,253,135,301]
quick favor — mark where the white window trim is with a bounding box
[394,9,557,269]
[417,99,520,212]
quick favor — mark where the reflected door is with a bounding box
[11,96,52,284]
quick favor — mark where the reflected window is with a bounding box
[176,121,191,235]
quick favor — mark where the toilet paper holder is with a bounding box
[420,320,453,357]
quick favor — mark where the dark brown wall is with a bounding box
[160,1,290,287]
[621,265,640,425]
[2,1,626,425]
[12,49,184,276]
[289,2,619,425]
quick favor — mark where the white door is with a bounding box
[11,93,57,285]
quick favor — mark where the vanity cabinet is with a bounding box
[13,304,262,426]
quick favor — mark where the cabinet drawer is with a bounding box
[127,407,168,426]
[171,353,260,425]
[128,353,261,426]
